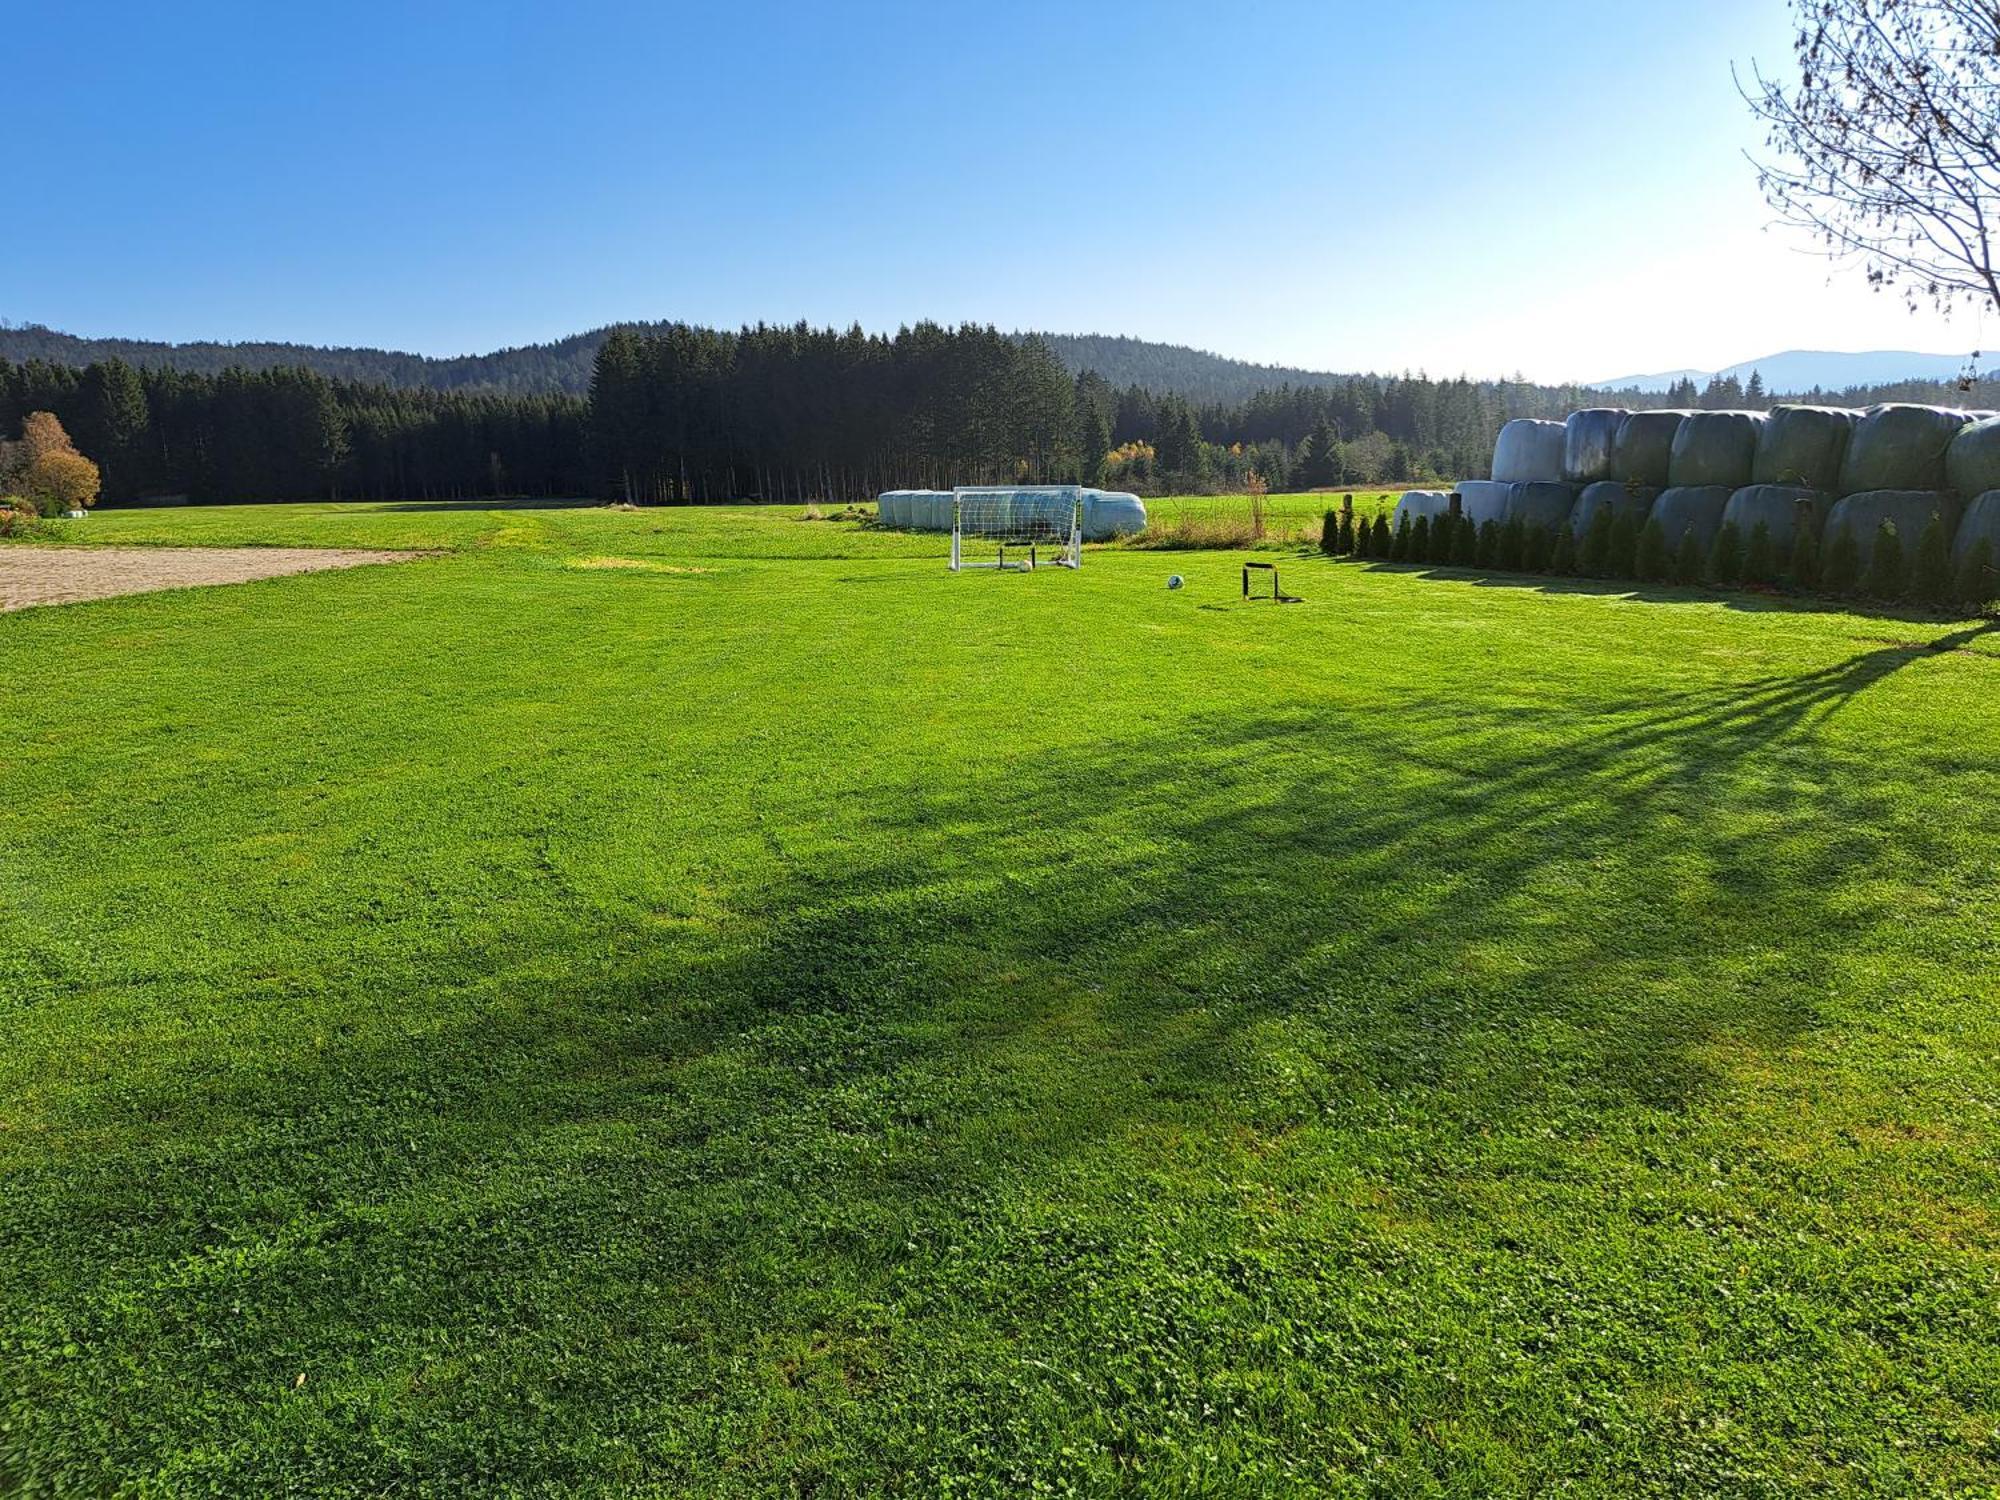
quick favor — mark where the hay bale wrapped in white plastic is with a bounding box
[875,491,904,526]
[1571,481,1658,537]
[915,491,955,530]
[1081,489,1146,539]
[1392,490,1452,527]
[1505,481,1578,531]
[1753,406,1855,491]
[1838,405,1969,494]
[1668,413,1765,489]
[1823,490,1959,549]
[1722,485,1826,554]
[1946,416,2000,498]
[1562,409,1627,485]
[1610,411,1687,487]
[1953,490,2000,561]
[1652,486,1734,554]
[1491,420,1566,483]
[1454,480,1513,526]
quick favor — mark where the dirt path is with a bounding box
[0,546,425,612]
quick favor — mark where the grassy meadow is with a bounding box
[3,498,1998,1495]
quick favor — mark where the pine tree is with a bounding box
[1580,508,1613,575]
[1635,519,1670,581]
[1954,537,1996,611]
[1743,521,1777,585]
[1450,513,1476,567]
[1549,526,1577,575]
[1610,511,1642,577]
[1788,522,1821,591]
[1496,517,1525,570]
[1708,521,1744,585]
[1523,523,1553,572]
[1415,515,1435,562]
[1339,510,1356,553]
[1822,523,1863,594]
[1298,416,1341,489]
[1476,519,1499,567]
[1867,520,1906,598]
[1911,512,1952,605]
[1322,507,1340,557]
[1673,529,1704,584]
[1744,370,1767,410]
[1371,514,1391,555]
[1390,514,1411,561]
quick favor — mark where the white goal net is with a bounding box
[950,486,1083,572]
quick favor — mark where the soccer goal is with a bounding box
[950,486,1083,572]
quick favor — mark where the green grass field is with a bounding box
[4,499,1998,1496]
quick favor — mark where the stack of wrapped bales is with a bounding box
[1572,409,1682,535]
[1721,406,1855,552]
[1457,419,1562,525]
[1654,412,1766,552]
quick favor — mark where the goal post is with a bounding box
[950,486,1083,572]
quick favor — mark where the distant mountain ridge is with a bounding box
[1591,349,1994,394]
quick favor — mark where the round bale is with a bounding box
[1454,480,1514,526]
[1823,490,1959,552]
[1505,481,1578,531]
[1722,485,1827,555]
[1610,411,1686,488]
[1082,490,1146,539]
[1954,490,2000,562]
[1392,490,1453,527]
[1946,416,2000,498]
[1753,406,1855,491]
[1668,412,1765,489]
[1571,481,1659,538]
[1562,409,1627,485]
[1492,420,1566,483]
[1652,486,1735,554]
[1838,405,1969,494]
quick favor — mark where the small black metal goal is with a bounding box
[1242,561,1302,603]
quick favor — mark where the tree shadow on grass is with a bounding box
[8,638,1996,1490]
[1345,556,2000,626]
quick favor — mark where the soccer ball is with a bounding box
[1167,574,1184,590]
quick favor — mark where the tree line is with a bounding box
[13,324,2000,508]
[0,357,586,503]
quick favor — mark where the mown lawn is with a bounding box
[3,501,1997,1496]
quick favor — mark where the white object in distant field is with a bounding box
[1167,574,1185,590]
[65,510,88,520]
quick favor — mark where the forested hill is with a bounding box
[1028,334,1354,403]
[0,320,1360,402]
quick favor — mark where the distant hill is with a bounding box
[0,320,1368,403]
[1592,349,1995,394]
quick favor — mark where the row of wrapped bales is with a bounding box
[1839,406,1968,493]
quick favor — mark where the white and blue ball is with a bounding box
[1166,574,1184,591]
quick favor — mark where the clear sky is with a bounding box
[7,0,1987,383]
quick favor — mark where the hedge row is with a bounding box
[1320,505,1998,612]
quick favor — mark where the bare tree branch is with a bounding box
[1742,0,2000,315]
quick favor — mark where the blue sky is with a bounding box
[6,0,1984,381]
